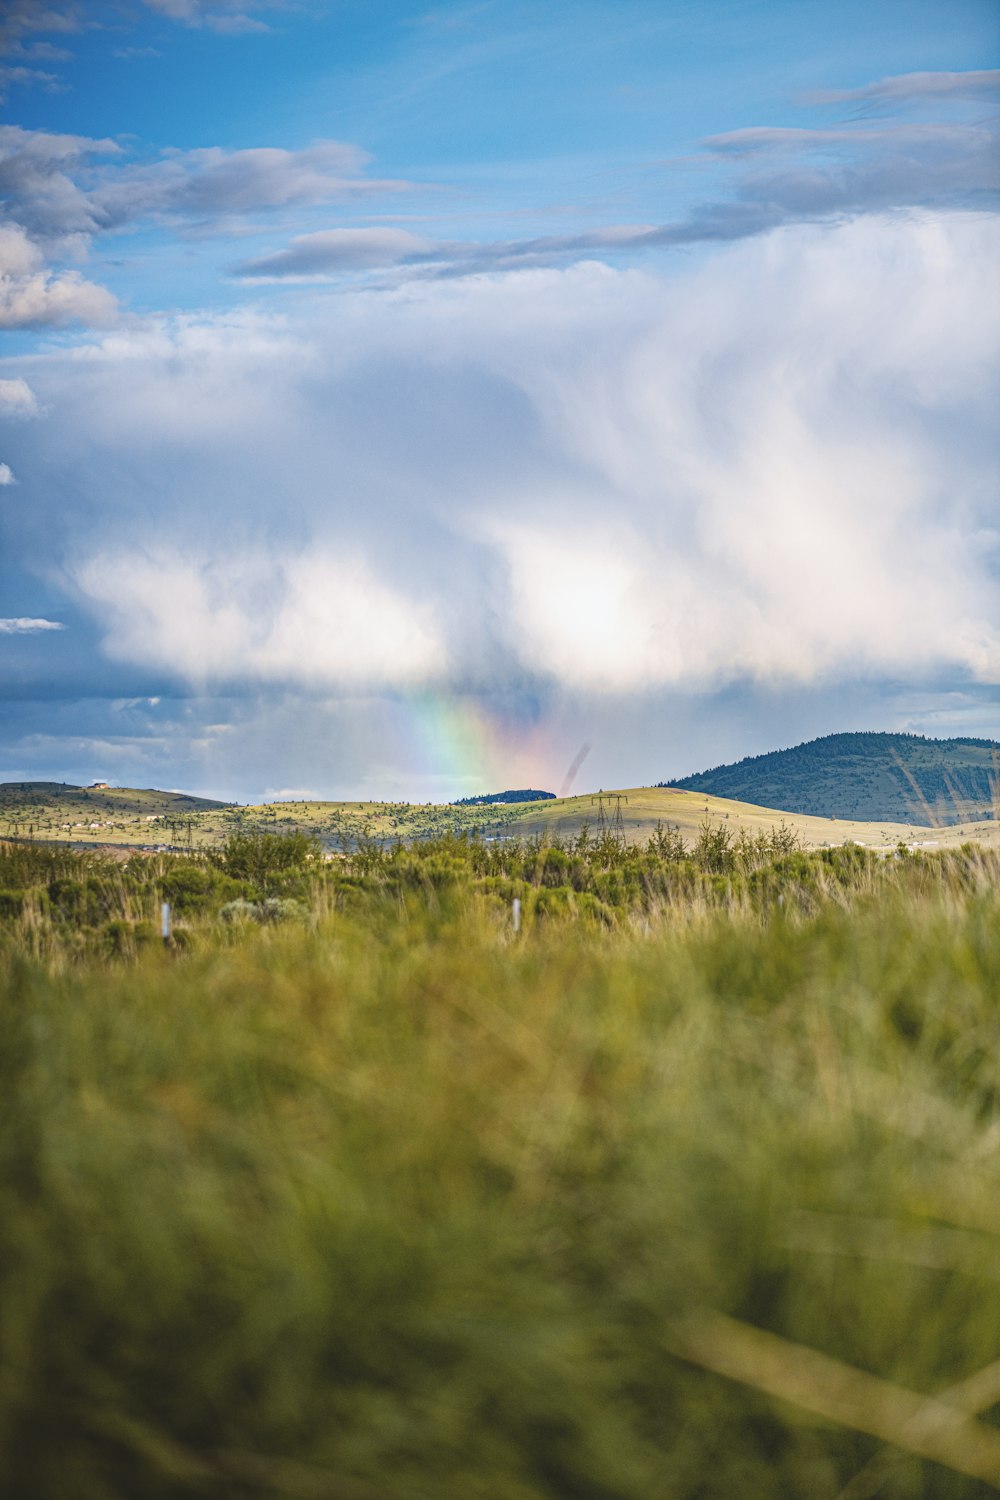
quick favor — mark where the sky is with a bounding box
[0,0,998,802]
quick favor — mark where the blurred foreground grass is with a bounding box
[1,835,999,1497]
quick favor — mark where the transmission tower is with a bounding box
[591,792,628,844]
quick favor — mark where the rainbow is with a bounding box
[384,691,562,802]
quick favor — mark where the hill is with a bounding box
[0,782,231,844]
[454,789,555,805]
[669,732,1000,826]
[505,784,1000,852]
[4,771,1000,854]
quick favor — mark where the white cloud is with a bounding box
[0,463,15,484]
[0,62,59,99]
[0,126,121,241]
[0,377,38,415]
[703,123,992,156]
[478,215,1000,690]
[0,268,118,328]
[0,124,411,325]
[0,127,407,244]
[0,222,44,277]
[140,0,274,29]
[807,70,1000,106]
[0,66,993,336]
[233,223,661,282]
[93,140,403,227]
[689,117,1000,238]
[0,616,64,632]
[7,211,999,700]
[201,14,269,34]
[490,525,681,691]
[0,3,82,58]
[234,227,433,279]
[0,0,278,50]
[0,217,118,329]
[72,550,446,687]
[231,120,999,287]
[227,67,1000,291]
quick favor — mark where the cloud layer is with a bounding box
[0,376,38,415]
[74,550,445,686]
[3,211,997,708]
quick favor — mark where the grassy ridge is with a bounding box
[1,835,999,1497]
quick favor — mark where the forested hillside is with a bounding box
[671,732,1000,825]
[454,789,555,805]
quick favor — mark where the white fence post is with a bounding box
[512,896,521,934]
[161,901,172,942]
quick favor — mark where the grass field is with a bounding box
[4,779,999,855]
[0,782,532,851]
[1,830,999,1497]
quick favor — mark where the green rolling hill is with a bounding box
[670,732,1000,826]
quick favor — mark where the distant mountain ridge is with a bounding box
[668,732,1000,826]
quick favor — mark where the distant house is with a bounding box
[89,781,110,790]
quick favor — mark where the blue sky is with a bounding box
[1,0,998,800]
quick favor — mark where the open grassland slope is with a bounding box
[0,784,534,850]
[0,781,231,848]
[1,833,999,1498]
[5,779,1000,855]
[672,732,1000,826]
[507,784,1000,853]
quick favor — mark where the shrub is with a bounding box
[212,831,319,888]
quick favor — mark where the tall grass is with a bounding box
[1,840,999,1496]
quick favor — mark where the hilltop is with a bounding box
[454,789,555,806]
[669,732,1000,826]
